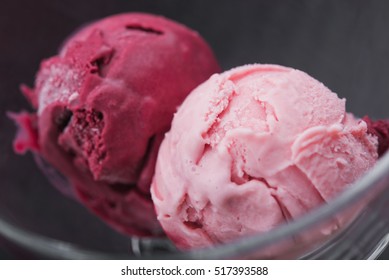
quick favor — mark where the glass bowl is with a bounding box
[1,0,389,259]
[1,152,389,259]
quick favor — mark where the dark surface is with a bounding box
[1,0,389,259]
[0,249,12,259]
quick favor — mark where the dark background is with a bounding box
[1,0,389,259]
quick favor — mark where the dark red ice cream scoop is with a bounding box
[11,13,220,236]
[363,116,389,157]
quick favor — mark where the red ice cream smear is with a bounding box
[363,116,389,157]
[7,111,39,154]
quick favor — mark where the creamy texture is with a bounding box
[12,13,220,236]
[151,64,379,249]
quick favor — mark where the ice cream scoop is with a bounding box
[363,117,389,157]
[151,64,382,249]
[11,13,220,236]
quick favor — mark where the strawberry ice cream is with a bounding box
[151,64,380,249]
[11,13,220,236]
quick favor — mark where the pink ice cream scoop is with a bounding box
[11,13,220,236]
[151,64,382,249]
